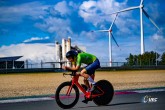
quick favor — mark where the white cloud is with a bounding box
[35,16,72,37]
[78,0,137,36]
[0,1,48,23]
[148,33,165,54]
[23,36,49,43]
[34,1,74,37]
[54,1,71,16]
[0,43,55,63]
[79,0,128,24]
[152,33,164,41]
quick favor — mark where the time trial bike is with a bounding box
[55,71,114,109]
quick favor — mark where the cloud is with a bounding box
[35,16,72,38]
[23,36,49,43]
[33,1,80,39]
[78,0,138,37]
[79,0,128,24]
[0,43,55,63]
[148,33,165,53]
[54,1,71,16]
[0,1,48,23]
[152,33,164,41]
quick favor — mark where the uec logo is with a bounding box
[143,95,158,103]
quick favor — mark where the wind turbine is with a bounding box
[108,0,160,55]
[91,13,119,67]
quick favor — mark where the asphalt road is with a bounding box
[0,91,164,110]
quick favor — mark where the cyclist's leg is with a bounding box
[83,77,90,90]
[81,70,98,103]
[81,69,94,103]
[81,59,100,89]
[85,74,95,90]
[90,74,95,88]
[83,73,95,91]
[81,69,95,85]
[91,74,95,80]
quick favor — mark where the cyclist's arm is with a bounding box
[64,55,81,71]
[65,64,80,71]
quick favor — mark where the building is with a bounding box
[62,37,71,62]
[0,56,24,69]
[55,41,62,62]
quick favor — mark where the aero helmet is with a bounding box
[66,50,78,58]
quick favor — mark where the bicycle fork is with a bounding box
[66,85,73,96]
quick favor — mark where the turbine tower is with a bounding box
[108,0,160,54]
[92,14,119,67]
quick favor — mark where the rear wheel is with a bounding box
[93,80,114,105]
[55,81,79,109]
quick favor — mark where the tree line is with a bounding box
[126,51,165,66]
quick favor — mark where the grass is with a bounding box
[0,70,165,98]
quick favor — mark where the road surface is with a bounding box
[0,88,164,110]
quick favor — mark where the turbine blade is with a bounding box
[109,13,118,30]
[108,6,140,15]
[111,33,119,47]
[140,0,144,5]
[143,9,160,30]
[91,30,109,32]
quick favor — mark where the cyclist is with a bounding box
[62,50,100,92]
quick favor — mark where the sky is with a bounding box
[0,0,165,64]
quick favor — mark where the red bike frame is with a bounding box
[66,74,104,99]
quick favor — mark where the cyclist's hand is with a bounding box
[62,66,67,70]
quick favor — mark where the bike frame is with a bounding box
[66,74,104,99]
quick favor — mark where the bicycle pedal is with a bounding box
[82,99,88,104]
[82,98,92,104]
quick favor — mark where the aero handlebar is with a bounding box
[63,71,77,77]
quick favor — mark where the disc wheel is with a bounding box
[93,80,114,105]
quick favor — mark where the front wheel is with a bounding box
[93,80,114,105]
[55,81,79,109]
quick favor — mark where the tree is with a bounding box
[126,51,160,66]
[126,53,134,66]
[160,52,165,65]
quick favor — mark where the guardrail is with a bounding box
[0,65,165,74]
